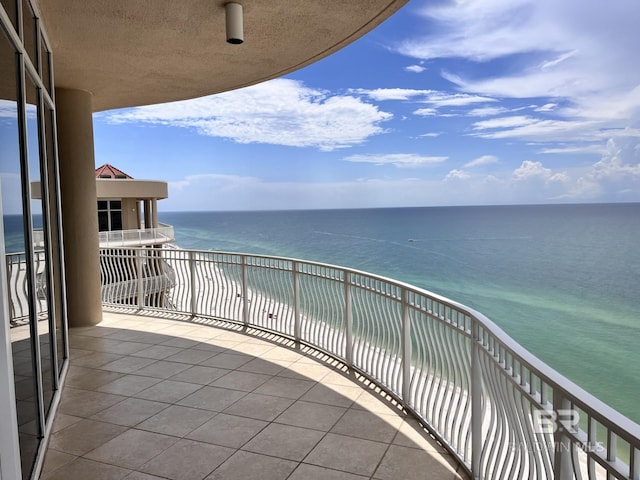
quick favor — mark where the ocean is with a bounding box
[158,203,640,423]
[3,203,638,422]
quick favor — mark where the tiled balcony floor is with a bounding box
[42,311,467,480]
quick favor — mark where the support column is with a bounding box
[143,199,151,229]
[136,200,142,229]
[55,88,102,327]
[152,198,158,228]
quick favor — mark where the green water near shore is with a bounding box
[159,204,640,423]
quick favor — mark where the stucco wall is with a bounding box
[121,198,139,230]
[96,179,168,199]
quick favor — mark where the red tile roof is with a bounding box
[95,164,133,179]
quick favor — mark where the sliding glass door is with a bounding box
[0,1,68,478]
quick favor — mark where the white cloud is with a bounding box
[169,173,260,193]
[164,174,448,211]
[442,69,593,101]
[471,115,597,141]
[107,79,392,151]
[568,85,640,122]
[163,138,640,211]
[163,171,518,211]
[351,88,432,101]
[590,138,640,181]
[467,106,510,117]
[398,0,553,62]
[392,0,640,145]
[444,169,470,180]
[421,92,496,107]
[464,155,498,168]
[405,65,426,73]
[537,144,605,155]
[540,51,578,70]
[540,139,640,200]
[413,108,437,116]
[343,153,448,168]
[473,116,538,130]
[0,100,37,120]
[534,103,557,112]
[419,132,441,138]
[0,100,17,118]
[354,88,496,108]
[513,160,559,181]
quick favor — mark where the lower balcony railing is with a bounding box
[97,223,175,247]
[32,224,175,249]
[6,247,639,479]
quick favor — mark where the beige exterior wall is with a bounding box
[121,198,140,230]
[96,179,168,199]
[36,179,167,231]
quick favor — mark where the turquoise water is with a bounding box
[3,204,637,421]
[159,204,640,423]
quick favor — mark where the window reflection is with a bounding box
[44,104,67,374]
[26,74,56,420]
[1,30,41,480]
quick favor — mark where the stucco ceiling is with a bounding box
[37,0,408,112]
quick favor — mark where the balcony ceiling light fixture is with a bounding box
[225,3,244,45]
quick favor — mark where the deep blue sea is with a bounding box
[158,204,640,423]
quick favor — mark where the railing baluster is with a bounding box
[136,248,144,309]
[401,287,411,403]
[241,255,249,327]
[293,260,300,344]
[189,250,197,316]
[553,393,572,480]
[344,270,353,368]
[472,320,482,480]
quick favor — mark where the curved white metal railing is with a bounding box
[33,224,175,248]
[100,247,640,478]
[98,224,175,247]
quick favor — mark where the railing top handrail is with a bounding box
[97,225,175,246]
[97,225,174,236]
[99,245,640,442]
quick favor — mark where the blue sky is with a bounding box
[92,0,640,212]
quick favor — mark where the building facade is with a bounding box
[93,164,173,247]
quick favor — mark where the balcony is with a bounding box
[39,310,465,479]
[8,248,640,479]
